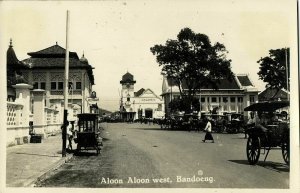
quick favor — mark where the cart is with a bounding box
[244,101,289,165]
[224,113,245,133]
[75,113,103,155]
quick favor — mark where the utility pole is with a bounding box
[285,47,289,102]
[62,10,70,157]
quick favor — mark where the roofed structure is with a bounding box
[258,87,288,102]
[120,72,136,84]
[21,43,95,85]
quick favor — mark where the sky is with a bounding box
[0,0,297,112]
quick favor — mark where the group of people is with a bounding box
[202,111,285,143]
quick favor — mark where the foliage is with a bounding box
[150,28,234,104]
[169,97,200,113]
[257,48,290,92]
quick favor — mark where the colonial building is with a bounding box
[161,74,259,119]
[119,72,164,121]
[20,43,98,121]
[6,41,99,146]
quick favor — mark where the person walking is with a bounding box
[66,121,73,151]
[202,117,214,143]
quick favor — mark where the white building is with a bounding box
[119,72,164,121]
[161,74,259,119]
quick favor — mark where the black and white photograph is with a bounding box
[0,0,299,192]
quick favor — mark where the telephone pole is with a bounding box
[62,10,70,157]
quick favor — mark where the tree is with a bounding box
[150,28,234,112]
[169,97,200,113]
[257,48,290,95]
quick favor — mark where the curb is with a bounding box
[26,153,74,187]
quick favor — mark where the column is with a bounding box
[32,89,47,138]
[13,83,33,126]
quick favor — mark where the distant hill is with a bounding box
[99,108,112,116]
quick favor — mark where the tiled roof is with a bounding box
[258,88,288,101]
[21,44,95,85]
[167,77,240,90]
[7,46,28,69]
[237,75,253,87]
[120,72,136,84]
[27,44,79,59]
[134,88,145,97]
[22,57,90,68]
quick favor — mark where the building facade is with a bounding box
[6,41,99,146]
[119,72,164,121]
[161,74,259,119]
[20,43,98,122]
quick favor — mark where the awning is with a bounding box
[244,101,289,112]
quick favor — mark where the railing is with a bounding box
[7,102,23,126]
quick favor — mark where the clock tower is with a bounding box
[120,72,136,98]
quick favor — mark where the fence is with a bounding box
[7,102,61,147]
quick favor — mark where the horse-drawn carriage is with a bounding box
[244,101,289,165]
[224,113,245,133]
[74,113,103,155]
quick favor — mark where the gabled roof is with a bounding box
[27,44,79,59]
[166,77,240,90]
[135,88,162,100]
[134,88,145,97]
[258,88,288,101]
[237,75,253,87]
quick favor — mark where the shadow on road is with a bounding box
[228,160,289,173]
[73,151,99,157]
[15,152,60,158]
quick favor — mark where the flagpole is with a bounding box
[62,10,70,157]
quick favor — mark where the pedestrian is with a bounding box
[66,121,73,151]
[202,117,214,143]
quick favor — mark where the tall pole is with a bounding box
[285,48,289,102]
[62,10,70,157]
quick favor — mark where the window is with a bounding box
[51,82,57,90]
[33,82,46,89]
[230,97,236,103]
[127,97,130,102]
[250,95,255,103]
[238,97,243,103]
[33,82,38,89]
[40,82,46,90]
[68,82,73,90]
[58,82,63,90]
[223,97,228,103]
[76,82,82,90]
[158,104,162,111]
[212,97,217,102]
[201,97,205,102]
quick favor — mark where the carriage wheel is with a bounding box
[281,141,289,165]
[246,136,261,165]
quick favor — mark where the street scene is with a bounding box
[35,123,289,188]
[2,0,299,192]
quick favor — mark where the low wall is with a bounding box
[7,123,62,147]
[7,126,30,147]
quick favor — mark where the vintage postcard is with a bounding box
[0,0,299,193]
